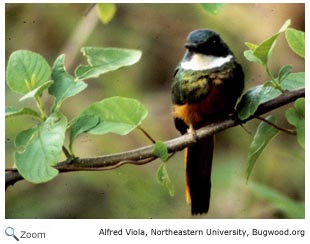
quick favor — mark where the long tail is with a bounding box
[185,135,214,215]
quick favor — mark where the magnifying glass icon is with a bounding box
[5,227,19,241]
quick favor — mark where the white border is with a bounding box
[1,1,308,244]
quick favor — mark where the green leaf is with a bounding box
[200,3,224,15]
[153,141,169,161]
[15,112,67,183]
[5,106,40,119]
[72,96,148,135]
[281,72,305,91]
[156,163,175,196]
[246,115,278,181]
[249,182,305,218]
[6,50,51,94]
[15,127,37,149]
[69,114,100,152]
[237,86,263,120]
[244,19,291,66]
[19,80,54,101]
[277,64,292,83]
[285,98,305,148]
[243,50,262,65]
[245,42,258,51]
[237,85,280,120]
[75,47,142,80]
[49,55,88,112]
[278,19,292,32]
[96,3,116,24]
[285,28,305,58]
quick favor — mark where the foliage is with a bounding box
[285,28,305,58]
[5,4,170,195]
[200,3,225,15]
[285,98,305,148]
[246,116,278,181]
[153,141,169,162]
[154,141,174,196]
[15,113,67,183]
[6,50,51,95]
[156,162,175,197]
[96,3,116,24]
[6,48,144,183]
[50,55,88,112]
[249,182,305,218]
[237,19,305,180]
[75,47,142,80]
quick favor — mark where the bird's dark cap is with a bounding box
[184,29,219,48]
[183,29,232,57]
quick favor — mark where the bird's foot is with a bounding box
[187,125,198,143]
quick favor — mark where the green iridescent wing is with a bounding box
[172,67,212,105]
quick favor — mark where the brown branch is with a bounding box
[5,88,305,189]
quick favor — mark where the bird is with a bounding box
[171,29,244,215]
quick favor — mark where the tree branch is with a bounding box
[5,88,305,189]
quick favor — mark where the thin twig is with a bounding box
[255,115,297,135]
[239,123,252,135]
[166,152,176,161]
[58,157,157,172]
[62,146,72,158]
[138,126,156,144]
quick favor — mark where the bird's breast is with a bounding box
[173,85,226,128]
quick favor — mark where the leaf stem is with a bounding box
[62,146,73,159]
[255,115,296,135]
[138,126,156,144]
[35,95,47,120]
[265,65,285,93]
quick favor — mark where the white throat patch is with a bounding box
[181,53,233,71]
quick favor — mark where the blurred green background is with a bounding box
[5,3,305,218]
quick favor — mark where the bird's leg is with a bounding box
[187,124,198,143]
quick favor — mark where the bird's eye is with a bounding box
[208,37,218,45]
[213,37,219,44]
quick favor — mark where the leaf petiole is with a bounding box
[34,95,47,120]
[265,65,285,93]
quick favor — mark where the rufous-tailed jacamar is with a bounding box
[171,29,244,215]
